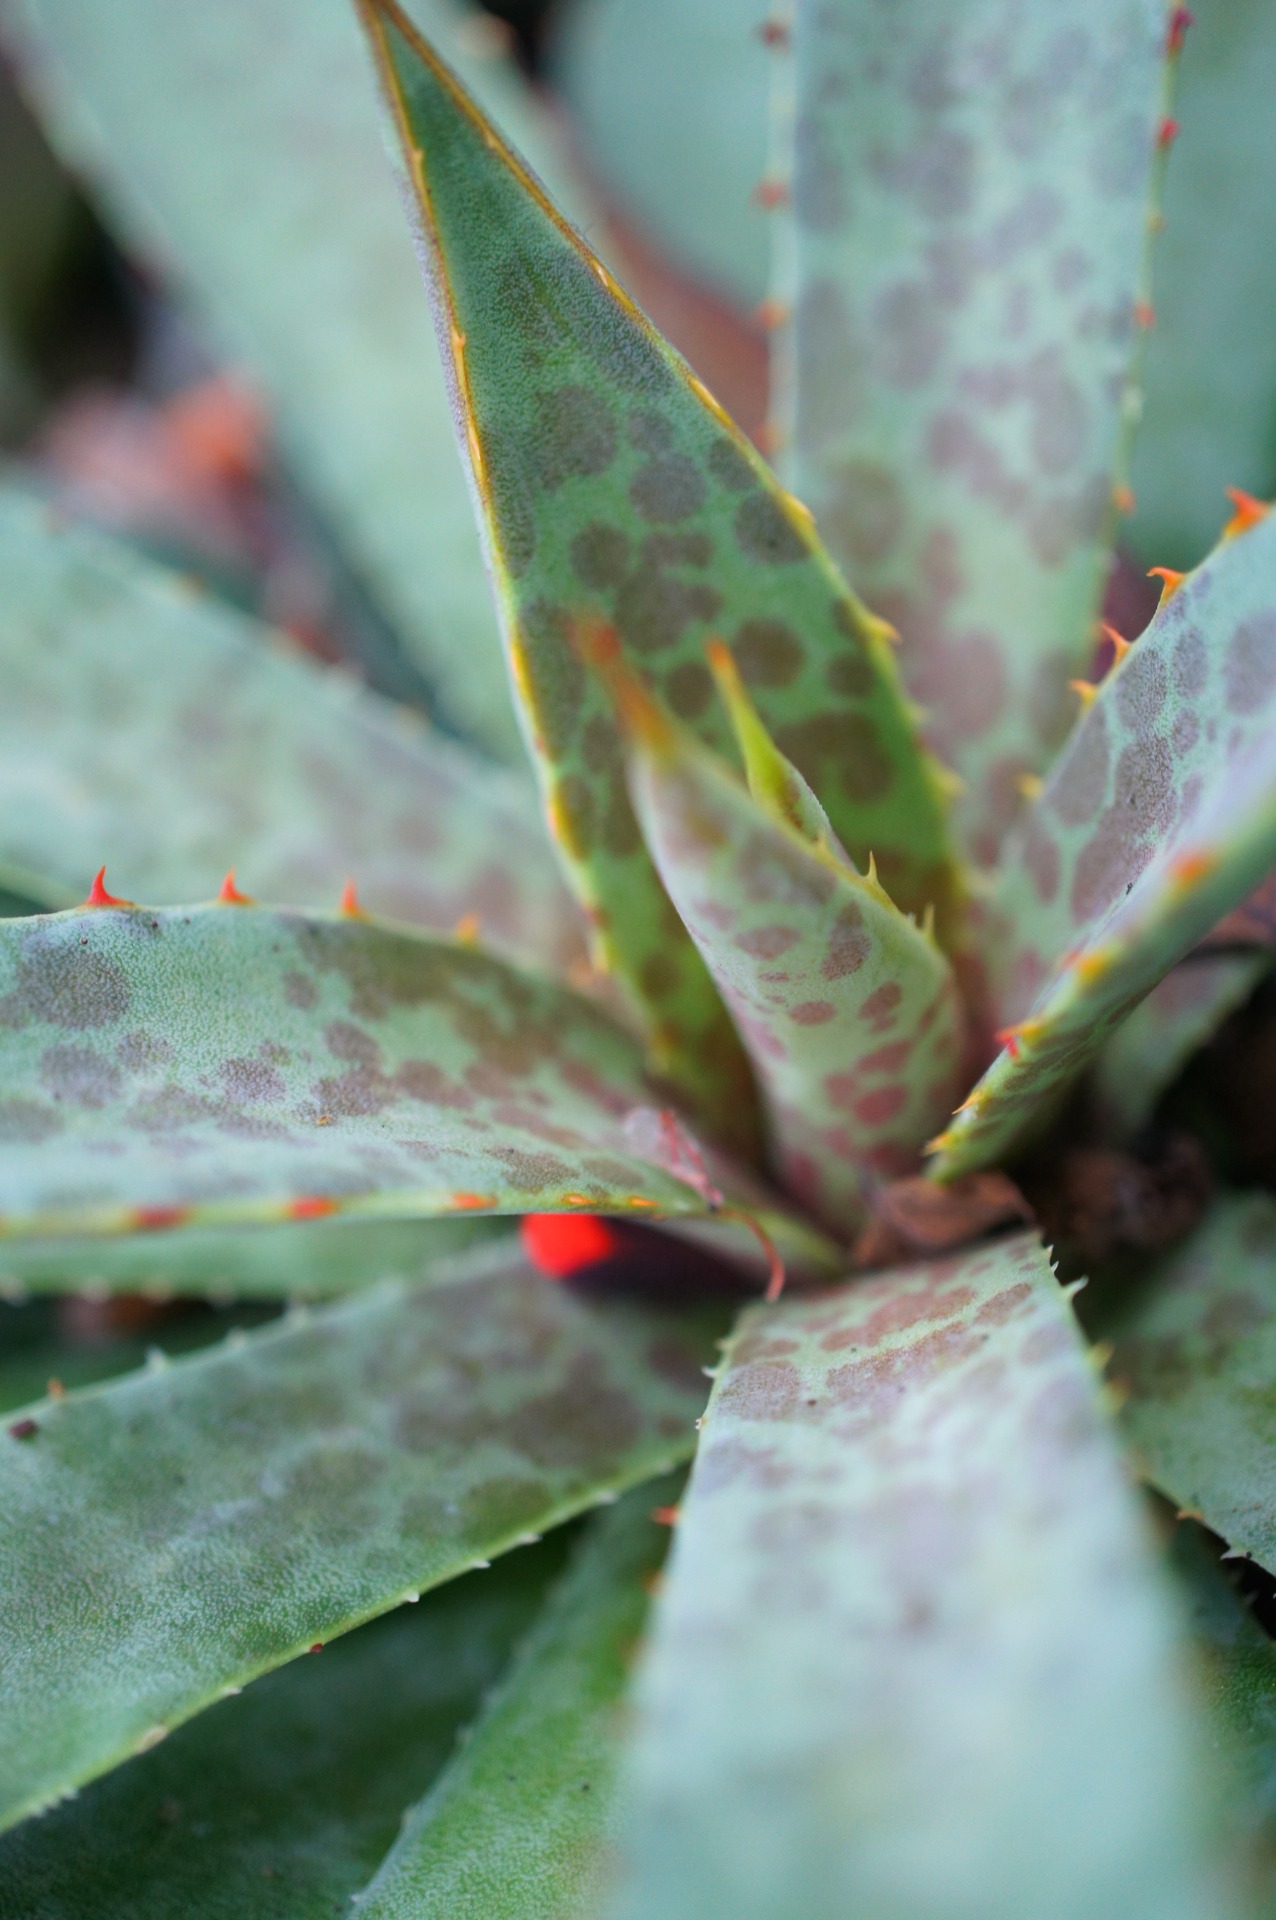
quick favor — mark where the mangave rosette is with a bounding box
[0,0,1273,1914]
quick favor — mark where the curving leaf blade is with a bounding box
[772,0,1175,864]
[604,1230,1234,1920]
[356,0,962,1139]
[0,1239,716,1831]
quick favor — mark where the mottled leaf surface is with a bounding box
[0,904,825,1253]
[621,688,962,1237]
[0,1216,500,1300]
[774,0,1171,863]
[1130,0,1276,568]
[0,1545,566,1919]
[606,1232,1230,1920]
[0,492,581,973]
[1091,950,1269,1140]
[933,513,1276,1176]
[1102,1193,1276,1577]
[0,1241,715,1830]
[359,0,961,1138]
[551,0,773,310]
[356,1483,673,1919]
[0,0,602,756]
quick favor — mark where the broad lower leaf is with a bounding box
[605,642,962,1238]
[0,1239,716,1830]
[773,0,1174,863]
[0,1215,499,1300]
[1129,0,1276,569]
[932,506,1276,1178]
[1100,1192,1276,1578]
[0,904,831,1267]
[357,0,962,1142]
[1,0,597,757]
[550,0,772,311]
[0,1541,568,1917]
[0,490,582,974]
[605,1231,1232,1920]
[1091,950,1269,1140]
[355,1481,674,1919]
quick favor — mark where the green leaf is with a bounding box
[0,1238,716,1831]
[1091,950,1269,1140]
[1129,0,1276,569]
[606,1231,1230,1920]
[0,903,831,1266]
[0,1540,569,1917]
[773,0,1174,863]
[932,510,1276,1179]
[0,0,597,758]
[549,0,773,311]
[0,1215,500,1301]
[1100,1192,1276,1579]
[0,489,582,974]
[355,1481,675,1919]
[601,641,962,1238]
[357,0,963,1142]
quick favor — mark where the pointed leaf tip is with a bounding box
[1223,487,1271,540]
[1148,565,1187,604]
[217,870,255,906]
[82,866,134,909]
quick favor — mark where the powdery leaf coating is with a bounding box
[0,1543,564,1919]
[0,904,824,1259]
[774,0,1170,864]
[605,1230,1229,1920]
[934,512,1276,1177]
[0,1240,716,1831]
[354,1482,674,1920]
[0,492,582,975]
[0,0,599,758]
[358,0,961,1141]
[1091,950,1269,1141]
[1102,1193,1276,1579]
[624,718,962,1238]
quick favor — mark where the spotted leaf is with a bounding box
[0,491,582,975]
[1091,950,1269,1140]
[772,0,1175,864]
[0,0,607,757]
[354,1481,673,1919]
[0,1238,717,1831]
[356,0,962,1143]
[1099,1192,1276,1579]
[602,641,962,1238]
[932,506,1276,1177]
[0,1543,566,1917]
[605,1231,1230,1920]
[0,903,832,1269]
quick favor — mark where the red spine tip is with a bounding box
[338,878,365,918]
[1157,117,1180,149]
[757,18,789,48]
[520,1212,622,1279]
[217,869,255,905]
[1168,8,1194,54]
[1133,299,1156,330]
[83,866,134,909]
[752,179,789,211]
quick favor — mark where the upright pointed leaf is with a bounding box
[0,1544,565,1918]
[604,646,962,1237]
[0,904,829,1267]
[0,1240,716,1831]
[0,0,604,757]
[358,0,962,1138]
[932,508,1276,1177]
[606,1231,1231,1920]
[0,491,582,974]
[1100,1193,1276,1579]
[1091,950,1269,1140]
[1130,0,1276,568]
[773,0,1174,862]
[355,1483,674,1920]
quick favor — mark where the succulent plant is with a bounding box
[0,0,1275,1912]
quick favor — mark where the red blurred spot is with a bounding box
[1168,9,1193,55]
[291,1196,338,1220]
[521,1212,622,1278]
[132,1206,190,1232]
